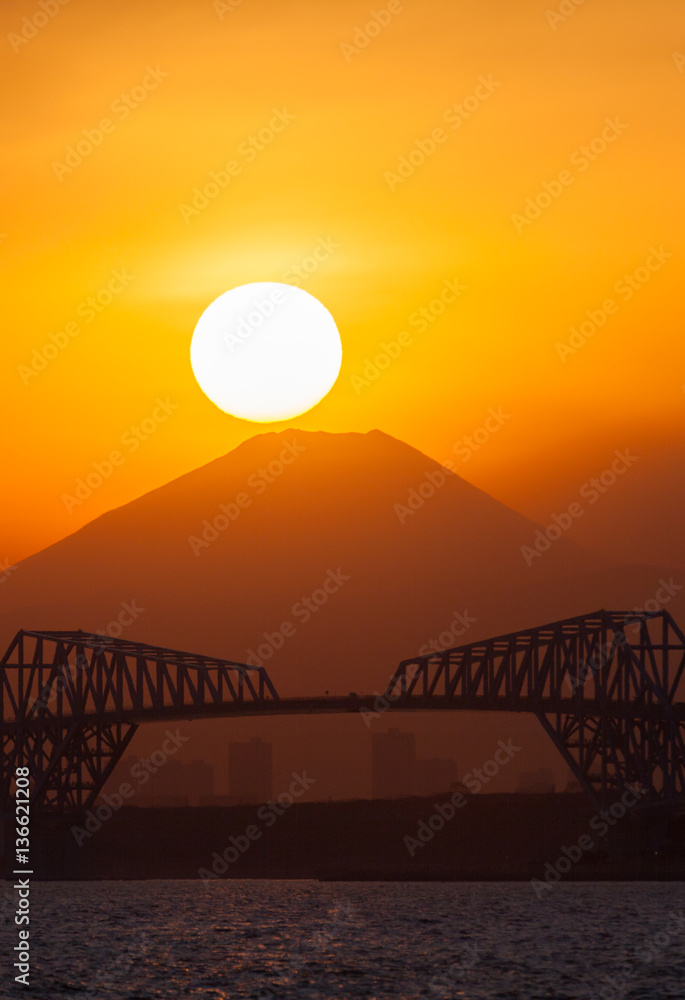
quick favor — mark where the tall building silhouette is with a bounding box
[186,759,214,805]
[372,728,417,799]
[414,756,459,797]
[228,737,273,804]
[114,755,213,806]
[372,729,458,798]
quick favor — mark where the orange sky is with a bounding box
[2,0,684,569]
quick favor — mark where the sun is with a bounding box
[190,282,343,422]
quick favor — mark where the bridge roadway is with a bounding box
[3,613,685,813]
[4,693,685,730]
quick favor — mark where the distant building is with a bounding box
[517,768,555,793]
[186,759,214,806]
[153,759,184,798]
[372,728,417,799]
[372,729,459,799]
[199,794,232,807]
[415,757,459,797]
[113,755,213,806]
[229,737,273,804]
[133,759,188,805]
[141,793,190,807]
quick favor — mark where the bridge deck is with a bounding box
[4,694,685,730]
[3,611,685,814]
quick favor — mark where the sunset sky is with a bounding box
[2,0,684,570]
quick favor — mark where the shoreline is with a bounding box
[3,793,684,881]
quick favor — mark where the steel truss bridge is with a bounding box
[1,610,684,817]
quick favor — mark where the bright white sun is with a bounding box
[190,282,342,422]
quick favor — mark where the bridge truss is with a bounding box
[1,611,684,817]
[0,630,278,815]
[387,610,685,807]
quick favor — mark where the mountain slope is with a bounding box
[0,429,676,695]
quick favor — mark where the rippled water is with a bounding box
[1,880,685,999]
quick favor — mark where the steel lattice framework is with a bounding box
[386,609,685,807]
[0,630,278,814]
[1,611,685,816]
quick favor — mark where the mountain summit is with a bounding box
[0,429,666,693]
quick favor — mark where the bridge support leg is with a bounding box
[19,722,139,814]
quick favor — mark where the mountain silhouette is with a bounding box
[0,429,677,696]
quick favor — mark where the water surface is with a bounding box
[1,880,684,998]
